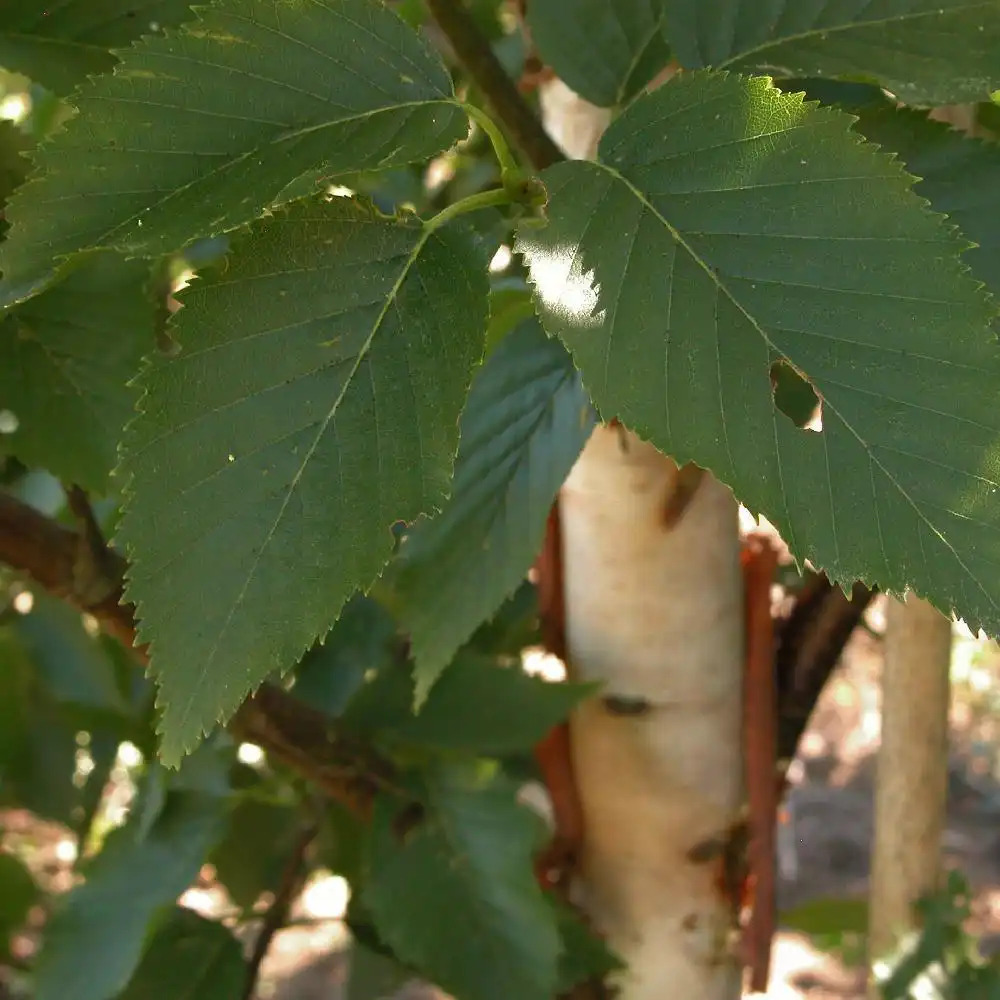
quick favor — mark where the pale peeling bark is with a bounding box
[561,427,744,998]
[541,80,746,1000]
[869,594,952,967]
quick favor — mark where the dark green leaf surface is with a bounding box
[208,799,302,910]
[850,107,1000,304]
[0,2,199,93]
[527,0,670,107]
[11,590,127,713]
[292,595,400,718]
[35,790,225,1000]
[0,252,153,491]
[118,907,245,1000]
[343,652,592,755]
[118,198,489,764]
[389,318,593,698]
[516,72,1000,634]
[0,0,467,302]
[664,0,1000,105]
[0,851,38,954]
[364,764,559,1000]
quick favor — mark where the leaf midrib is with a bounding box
[168,220,440,740]
[715,1,994,70]
[593,157,998,615]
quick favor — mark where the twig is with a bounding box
[0,489,394,814]
[423,0,563,171]
[242,819,319,1000]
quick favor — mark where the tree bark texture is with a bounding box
[869,594,952,967]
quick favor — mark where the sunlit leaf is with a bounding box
[517,71,1000,634]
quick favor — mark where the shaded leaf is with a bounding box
[527,0,670,107]
[551,897,624,993]
[292,595,400,718]
[11,590,126,714]
[208,799,302,911]
[0,0,467,301]
[0,850,38,955]
[0,626,89,824]
[516,72,1000,635]
[118,907,245,1000]
[347,942,413,1000]
[35,789,226,1000]
[0,119,30,233]
[663,0,1000,105]
[0,252,153,491]
[364,764,559,1000]
[0,2,200,93]
[850,106,1000,305]
[118,198,489,764]
[343,651,592,756]
[388,317,594,699]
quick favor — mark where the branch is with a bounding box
[242,818,318,1000]
[774,574,876,765]
[423,0,563,171]
[0,489,392,814]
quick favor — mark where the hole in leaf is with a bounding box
[771,361,822,432]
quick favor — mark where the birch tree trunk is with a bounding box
[869,595,952,968]
[541,81,746,1000]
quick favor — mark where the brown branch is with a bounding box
[242,819,318,1000]
[774,575,876,766]
[423,0,563,171]
[0,489,392,814]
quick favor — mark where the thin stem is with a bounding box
[464,102,520,179]
[242,819,318,1000]
[424,0,563,171]
[424,186,512,233]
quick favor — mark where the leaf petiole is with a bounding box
[424,187,513,233]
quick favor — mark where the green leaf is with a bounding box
[0,119,30,219]
[364,764,560,1000]
[0,626,90,824]
[0,2,200,93]
[0,850,38,955]
[781,897,869,938]
[0,0,468,301]
[527,0,670,107]
[516,72,1000,635]
[35,789,225,1000]
[346,943,413,1000]
[292,595,400,718]
[0,252,153,491]
[388,317,594,699]
[850,107,1000,306]
[208,799,302,910]
[11,590,127,714]
[551,897,624,993]
[118,197,489,765]
[343,651,592,756]
[117,907,245,1000]
[663,0,1000,106]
